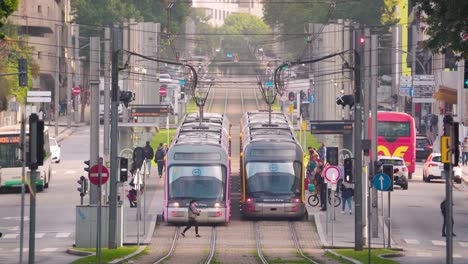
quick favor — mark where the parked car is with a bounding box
[377,156,409,190]
[50,138,61,163]
[416,136,432,161]
[422,153,462,183]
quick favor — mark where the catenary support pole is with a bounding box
[54,24,60,137]
[104,27,111,188]
[20,113,26,264]
[371,34,379,238]
[67,21,72,128]
[109,25,121,249]
[28,114,38,264]
[89,37,101,204]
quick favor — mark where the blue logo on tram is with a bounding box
[269,164,278,172]
[192,169,202,176]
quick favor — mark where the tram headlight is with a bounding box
[214,202,221,208]
[246,197,253,203]
[294,198,300,203]
[172,202,180,207]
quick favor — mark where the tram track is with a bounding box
[254,221,320,264]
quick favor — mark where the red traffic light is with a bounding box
[288,91,295,102]
[359,36,365,44]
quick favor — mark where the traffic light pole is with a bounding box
[89,37,101,205]
[353,28,364,251]
[28,114,38,264]
[443,115,454,264]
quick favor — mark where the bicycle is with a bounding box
[307,191,341,207]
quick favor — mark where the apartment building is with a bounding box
[10,0,66,95]
[191,0,263,27]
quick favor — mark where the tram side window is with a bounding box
[0,143,21,168]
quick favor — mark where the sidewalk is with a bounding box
[307,191,397,250]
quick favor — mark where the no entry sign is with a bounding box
[88,164,109,185]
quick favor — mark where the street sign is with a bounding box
[27,91,51,97]
[27,91,52,103]
[323,165,341,184]
[72,87,81,95]
[441,136,450,163]
[373,173,391,191]
[227,53,233,58]
[265,81,273,87]
[179,80,186,85]
[159,87,167,96]
[88,164,109,185]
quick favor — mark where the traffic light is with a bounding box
[119,91,135,107]
[336,95,354,108]
[344,158,353,183]
[382,164,394,191]
[452,122,460,166]
[119,157,128,182]
[84,160,91,174]
[300,90,306,101]
[18,58,27,87]
[36,119,45,166]
[77,176,88,196]
[326,147,338,165]
[464,59,468,89]
[288,91,295,102]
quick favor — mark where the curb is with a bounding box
[325,249,362,264]
[66,248,94,257]
[109,245,146,264]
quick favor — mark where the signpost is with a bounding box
[88,164,109,185]
[323,165,341,184]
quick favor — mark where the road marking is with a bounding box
[65,170,76,174]
[3,234,19,239]
[416,252,432,257]
[13,248,28,252]
[40,248,58,252]
[52,170,57,174]
[431,240,446,246]
[35,233,45,238]
[403,238,420,245]
[56,232,71,238]
[454,254,462,258]
[458,242,468,247]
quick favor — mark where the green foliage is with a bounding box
[219,13,272,61]
[0,23,39,110]
[262,0,385,59]
[414,0,468,52]
[0,0,18,38]
[150,129,177,149]
[328,249,401,264]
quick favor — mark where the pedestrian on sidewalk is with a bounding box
[318,143,326,161]
[181,199,201,237]
[462,137,468,165]
[155,143,166,178]
[143,141,154,176]
[340,181,353,215]
[440,199,456,237]
[127,174,137,208]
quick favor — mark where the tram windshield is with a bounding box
[246,161,302,195]
[168,165,226,200]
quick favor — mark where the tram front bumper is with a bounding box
[241,202,305,218]
[166,207,227,223]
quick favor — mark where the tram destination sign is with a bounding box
[130,105,169,117]
[310,121,353,135]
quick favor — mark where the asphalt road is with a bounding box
[0,126,94,264]
[390,162,468,263]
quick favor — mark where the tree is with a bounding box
[0,0,18,39]
[414,0,468,53]
[262,0,386,58]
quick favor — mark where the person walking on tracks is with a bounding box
[181,199,201,238]
[154,143,166,178]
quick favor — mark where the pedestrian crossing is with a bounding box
[0,232,72,239]
[403,238,468,248]
[1,247,61,253]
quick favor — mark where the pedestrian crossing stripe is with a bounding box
[65,170,76,174]
[13,248,28,252]
[431,240,445,246]
[416,252,432,257]
[56,232,71,238]
[3,234,19,239]
[459,242,468,247]
[40,248,58,252]
[35,233,45,238]
[403,239,419,245]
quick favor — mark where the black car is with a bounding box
[416,136,432,161]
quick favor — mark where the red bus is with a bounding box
[371,111,416,176]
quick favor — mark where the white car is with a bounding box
[422,153,462,183]
[377,156,409,190]
[50,138,61,163]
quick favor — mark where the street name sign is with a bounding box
[27,91,51,103]
[373,173,391,191]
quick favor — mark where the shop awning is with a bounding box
[434,85,457,104]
